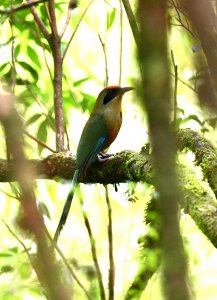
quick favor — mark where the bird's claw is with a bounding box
[98,152,114,162]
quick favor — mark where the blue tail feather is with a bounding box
[53,136,107,243]
[53,169,80,242]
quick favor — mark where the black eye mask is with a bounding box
[103,88,120,104]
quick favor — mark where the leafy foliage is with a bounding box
[0,1,217,299]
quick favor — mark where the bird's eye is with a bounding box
[103,89,119,104]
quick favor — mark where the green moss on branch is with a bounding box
[177,128,217,197]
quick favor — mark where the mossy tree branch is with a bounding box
[0,150,153,184]
[179,163,217,248]
[125,162,217,299]
[177,128,217,197]
[0,128,216,186]
[0,128,217,249]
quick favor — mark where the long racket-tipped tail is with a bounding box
[53,169,80,242]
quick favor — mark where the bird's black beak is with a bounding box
[120,87,135,94]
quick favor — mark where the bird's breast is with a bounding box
[103,108,122,149]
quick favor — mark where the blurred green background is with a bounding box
[0,0,217,299]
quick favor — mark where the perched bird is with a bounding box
[54,85,134,242]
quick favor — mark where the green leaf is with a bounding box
[14,18,33,32]
[39,5,50,27]
[177,107,185,115]
[17,61,39,82]
[26,114,42,126]
[0,246,18,257]
[1,67,12,82]
[47,107,55,131]
[1,265,14,273]
[40,41,51,52]
[9,183,20,198]
[74,77,90,87]
[18,262,31,279]
[0,37,13,46]
[14,44,21,59]
[0,14,8,25]
[0,252,13,257]
[27,45,41,67]
[8,246,19,253]
[29,286,44,296]
[0,62,9,73]
[170,117,183,129]
[18,90,33,108]
[37,120,47,154]
[107,9,116,29]
[16,78,31,86]
[80,92,95,113]
[184,114,203,126]
[38,202,51,220]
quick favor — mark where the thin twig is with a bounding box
[170,0,196,38]
[119,0,123,86]
[170,72,197,93]
[98,34,109,86]
[65,125,70,151]
[80,195,106,300]
[45,0,65,152]
[105,185,115,300]
[33,20,53,81]
[121,0,144,81]
[62,0,95,60]
[7,1,16,162]
[27,0,50,41]
[174,17,196,38]
[1,219,50,297]
[24,130,56,153]
[48,0,58,35]
[171,50,178,128]
[44,228,93,300]
[3,220,79,300]
[5,197,89,298]
[60,0,78,38]
[2,220,35,268]
[44,2,53,33]
[121,0,139,45]
[63,74,80,106]
[0,189,19,200]
[0,0,47,14]
[122,211,134,297]
[9,5,16,93]
[60,8,72,39]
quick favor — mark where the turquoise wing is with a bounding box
[76,113,108,173]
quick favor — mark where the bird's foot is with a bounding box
[114,183,119,192]
[98,152,114,162]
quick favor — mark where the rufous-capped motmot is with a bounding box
[54,86,134,242]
